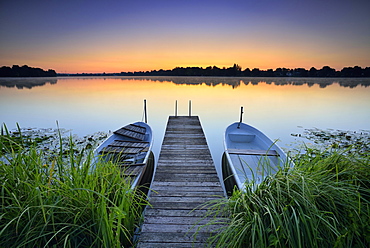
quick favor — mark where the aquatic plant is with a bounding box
[205,148,370,248]
[291,127,370,155]
[0,123,107,162]
[0,127,147,247]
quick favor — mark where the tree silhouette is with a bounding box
[6,64,368,78]
[318,66,336,77]
[0,65,56,77]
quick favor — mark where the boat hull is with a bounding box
[222,122,289,195]
[94,122,154,190]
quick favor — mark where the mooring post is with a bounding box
[175,100,178,116]
[237,106,243,128]
[189,100,192,116]
[144,99,148,123]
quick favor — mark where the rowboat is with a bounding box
[94,121,154,192]
[222,120,290,196]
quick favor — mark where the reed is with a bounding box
[205,147,370,248]
[0,128,147,247]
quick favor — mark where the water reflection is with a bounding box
[126,77,370,89]
[1,76,369,181]
[0,78,58,89]
[1,76,369,90]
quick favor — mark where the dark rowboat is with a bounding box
[94,121,154,192]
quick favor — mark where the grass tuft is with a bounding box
[0,125,147,247]
[206,147,370,248]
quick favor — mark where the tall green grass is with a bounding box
[206,147,370,248]
[0,128,147,247]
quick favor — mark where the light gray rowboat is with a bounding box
[222,113,290,196]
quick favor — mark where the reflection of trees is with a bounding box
[0,78,58,89]
[124,77,249,88]
[124,77,370,89]
[1,76,368,90]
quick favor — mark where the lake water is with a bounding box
[1,76,370,175]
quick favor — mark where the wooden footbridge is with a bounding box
[137,116,225,247]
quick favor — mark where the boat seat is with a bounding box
[120,163,146,167]
[110,140,149,148]
[121,165,144,177]
[228,148,278,156]
[114,124,146,141]
[100,146,144,154]
[228,133,255,143]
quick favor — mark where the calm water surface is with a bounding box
[1,76,370,174]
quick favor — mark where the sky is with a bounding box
[1,0,369,73]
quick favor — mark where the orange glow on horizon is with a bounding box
[17,36,364,74]
[5,42,367,74]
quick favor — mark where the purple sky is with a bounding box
[1,0,369,73]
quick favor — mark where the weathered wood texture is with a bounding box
[114,124,146,140]
[137,116,225,247]
[227,148,278,156]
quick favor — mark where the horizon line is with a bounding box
[56,64,370,75]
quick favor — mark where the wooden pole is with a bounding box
[175,100,178,116]
[237,106,243,128]
[189,100,192,116]
[144,99,148,123]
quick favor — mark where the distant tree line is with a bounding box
[118,64,370,77]
[0,65,57,77]
[9,64,368,78]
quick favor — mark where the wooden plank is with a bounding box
[154,175,219,180]
[158,161,215,166]
[100,146,143,154]
[141,223,223,233]
[137,116,225,247]
[143,216,214,225]
[151,186,224,193]
[138,232,214,247]
[228,148,278,156]
[145,202,218,210]
[143,208,226,219]
[144,208,209,217]
[149,196,222,203]
[120,163,145,167]
[114,129,145,140]
[113,124,146,140]
[155,167,218,172]
[149,191,224,197]
[151,181,222,187]
[121,165,143,177]
[110,140,148,148]
[120,124,146,134]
